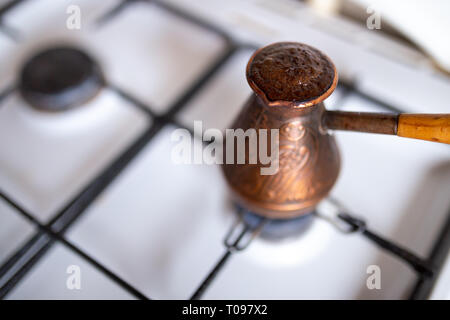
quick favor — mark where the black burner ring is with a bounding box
[19,47,104,111]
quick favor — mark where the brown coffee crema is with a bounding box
[246,42,336,107]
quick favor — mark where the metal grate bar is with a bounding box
[152,0,231,41]
[337,212,433,276]
[338,80,405,113]
[162,44,238,119]
[0,127,160,297]
[49,123,163,233]
[0,40,238,297]
[190,225,249,300]
[0,232,43,280]
[0,0,28,17]
[0,192,149,300]
[190,215,267,300]
[109,85,201,141]
[94,0,136,27]
[0,85,15,106]
[0,121,163,297]
[410,209,450,299]
[0,233,52,298]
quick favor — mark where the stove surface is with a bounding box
[0,0,449,300]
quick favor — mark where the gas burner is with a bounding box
[227,205,333,269]
[239,207,314,240]
[18,47,104,112]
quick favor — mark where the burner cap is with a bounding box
[19,47,104,111]
[246,42,337,108]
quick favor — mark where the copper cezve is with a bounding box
[222,42,450,219]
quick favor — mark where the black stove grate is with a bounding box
[0,0,449,300]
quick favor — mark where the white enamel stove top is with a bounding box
[0,0,449,299]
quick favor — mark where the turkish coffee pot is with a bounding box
[222,42,450,219]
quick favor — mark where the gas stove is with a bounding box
[0,0,449,300]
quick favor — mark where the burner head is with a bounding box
[19,47,104,111]
[240,207,314,240]
[246,42,337,108]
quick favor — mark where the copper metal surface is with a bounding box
[222,41,449,219]
[222,96,340,218]
[246,42,338,108]
[324,111,399,135]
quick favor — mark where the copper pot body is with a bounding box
[222,95,340,219]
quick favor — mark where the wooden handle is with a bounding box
[397,114,450,144]
[324,111,450,144]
